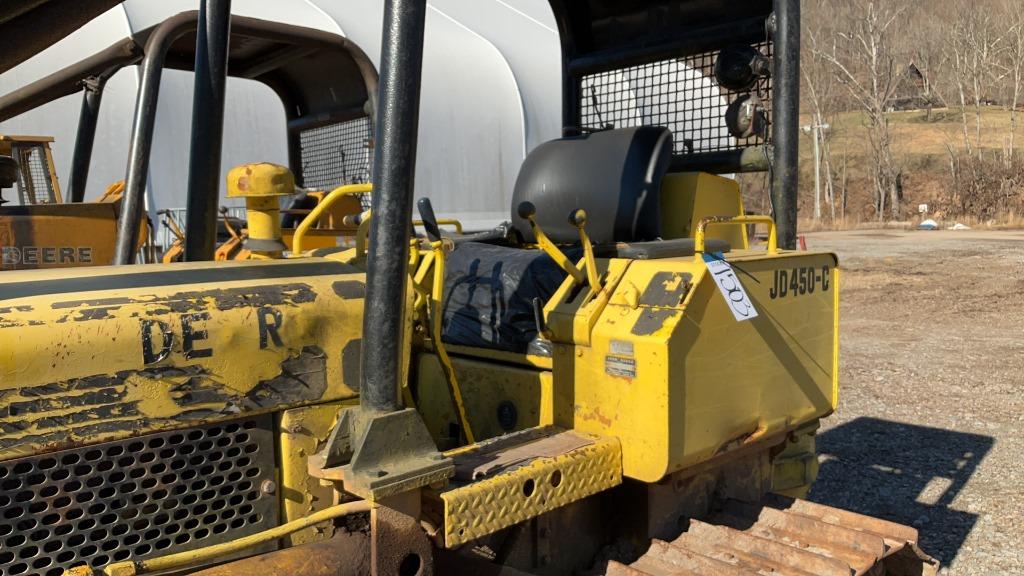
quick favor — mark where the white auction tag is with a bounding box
[702,253,758,322]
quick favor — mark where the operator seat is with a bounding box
[440,127,674,354]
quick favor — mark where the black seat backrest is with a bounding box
[510,126,672,245]
[0,155,19,189]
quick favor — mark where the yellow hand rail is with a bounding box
[414,218,463,235]
[694,215,778,257]
[291,183,372,255]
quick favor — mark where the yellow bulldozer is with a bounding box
[0,1,937,575]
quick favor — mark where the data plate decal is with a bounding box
[605,355,637,378]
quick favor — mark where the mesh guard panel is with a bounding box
[580,41,772,158]
[299,117,373,210]
[0,417,277,576]
[13,144,55,205]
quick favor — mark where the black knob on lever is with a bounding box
[568,209,587,228]
[517,201,537,220]
[417,197,442,242]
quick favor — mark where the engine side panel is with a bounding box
[0,259,364,460]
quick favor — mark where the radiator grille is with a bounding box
[299,117,373,210]
[0,417,277,576]
[580,40,772,156]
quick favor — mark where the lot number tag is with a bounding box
[702,253,758,322]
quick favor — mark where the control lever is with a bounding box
[416,197,443,242]
[569,209,602,292]
[517,201,586,285]
[415,196,475,443]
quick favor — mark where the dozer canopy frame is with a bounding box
[0,8,378,261]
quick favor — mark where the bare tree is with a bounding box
[803,22,839,221]
[813,0,905,220]
[998,3,1024,165]
[948,6,1005,158]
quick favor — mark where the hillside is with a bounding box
[790,108,1024,225]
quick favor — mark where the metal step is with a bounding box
[432,426,622,548]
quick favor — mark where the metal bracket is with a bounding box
[309,407,454,502]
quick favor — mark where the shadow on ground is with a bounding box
[809,417,993,566]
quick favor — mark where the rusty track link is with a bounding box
[608,496,938,576]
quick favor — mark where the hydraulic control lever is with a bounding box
[416,197,443,242]
[569,208,602,292]
[517,202,601,292]
[415,196,475,443]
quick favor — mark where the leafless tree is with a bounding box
[998,3,1024,165]
[813,0,905,220]
[801,5,841,221]
[948,5,1005,158]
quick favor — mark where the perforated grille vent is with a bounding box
[0,417,277,576]
[580,40,772,156]
[299,117,373,210]
[13,144,55,205]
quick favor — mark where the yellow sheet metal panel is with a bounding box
[0,203,120,269]
[0,258,364,460]
[278,401,356,545]
[659,172,748,249]
[440,431,621,547]
[545,258,632,347]
[415,353,553,446]
[570,251,839,482]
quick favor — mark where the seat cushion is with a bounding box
[441,242,576,353]
[511,126,672,245]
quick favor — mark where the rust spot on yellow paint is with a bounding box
[576,405,613,427]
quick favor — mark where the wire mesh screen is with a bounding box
[14,144,56,205]
[579,41,772,157]
[299,117,373,210]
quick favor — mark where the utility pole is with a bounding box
[802,121,830,220]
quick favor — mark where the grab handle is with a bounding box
[694,215,777,256]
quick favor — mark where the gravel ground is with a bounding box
[802,230,1024,575]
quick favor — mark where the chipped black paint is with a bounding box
[0,347,331,453]
[141,319,174,365]
[638,272,692,308]
[181,312,213,359]
[342,339,362,389]
[632,308,679,336]
[0,304,35,328]
[5,387,127,416]
[245,346,327,408]
[332,280,366,299]
[48,283,318,322]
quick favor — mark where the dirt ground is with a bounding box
[802,230,1024,575]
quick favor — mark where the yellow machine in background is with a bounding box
[0,141,149,270]
[158,165,370,264]
[0,135,62,205]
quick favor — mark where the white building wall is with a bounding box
[0,0,562,230]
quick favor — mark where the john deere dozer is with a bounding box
[0,1,937,575]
